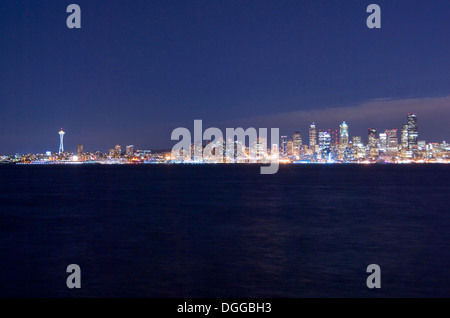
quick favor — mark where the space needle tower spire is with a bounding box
[58,128,65,155]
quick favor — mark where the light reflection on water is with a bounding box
[0,164,449,297]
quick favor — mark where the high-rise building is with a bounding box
[126,145,134,156]
[379,133,387,154]
[319,131,331,159]
[352,136,365,159]
[115,145,122,158]
[281,136,288,157]
[287,139,293,156]
[338,121,349,160]
[256,137,268,162]
[407,113,418,153]
[77,144,83,159]
[368,128,378,159]
[386,129,398,156]
[235,140,246,163]
[293,132,302,158]
[58,129,65,155]
[401,124,409,158]
[309,123,317,150]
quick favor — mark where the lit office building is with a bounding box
[338,121,349,160]
[281,136,288,157]
[379,133,387,154]
[256,137,268,162]
[235,140,246,163]
[386,129,398,156]
[287,139,293,156]
[193,141,203,161]
[319,131,331,159]
[352,136,365,159]
[77,144,83,159]
[352,136,361,155]
[368,128,378,159]
[401,124,409,158]
[309,123,317,150]
[407,113,418,152]
[293,132,302,158]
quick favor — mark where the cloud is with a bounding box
[217,95,450,141]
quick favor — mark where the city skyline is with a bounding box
[2,112,449,165]
[1,1,449,154]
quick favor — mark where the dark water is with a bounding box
[0,164,449,297]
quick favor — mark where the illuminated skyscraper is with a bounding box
[256,137,268,162]
[319,131,331,159]
[379,133,387,154]
[368,128,378,158]
[58,129,65,155]
[338,121,349,160]
[287,139,293,156]
[281,136,288,157]
[401,124,409,158]
[352,136,365,159]
[386,129,398,156]
[407,113,418,152]
[293,132,302,158]
[235,140,246,163]
[309,123,317,150]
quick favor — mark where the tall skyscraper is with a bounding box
[338,121,349,160]
[58,129,65,155]
[401,124,409,158]
[407,113,418,152]
[293,132,302,158]
[319,131,331,159]
[281,136,288,157]
[379,133,387,154]
[386,129,398,156]
[309,123,317,150]
[368,128,378,158]
[287,139,293,156]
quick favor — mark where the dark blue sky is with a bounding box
[0,0,449,153]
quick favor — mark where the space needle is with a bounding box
[59,129,65,154]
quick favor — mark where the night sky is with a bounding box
[0,0,449,154]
